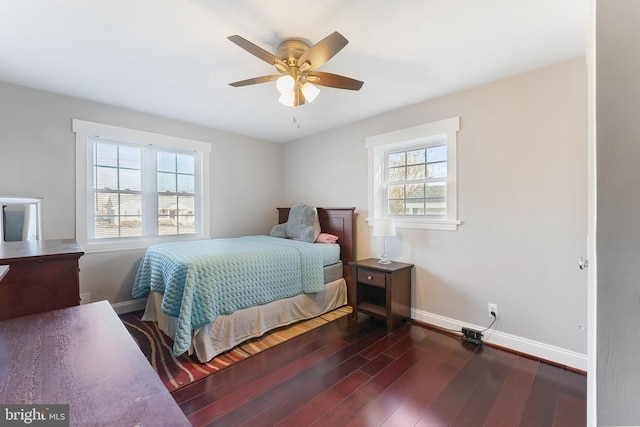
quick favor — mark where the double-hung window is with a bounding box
[367,117,461,230]
[74,120,211,251]
[386,144,447,216]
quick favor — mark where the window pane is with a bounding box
[119,146,141,169]
[388,166,405,182]
[94,192,116,238]
[426,199,447,216]
[177,196,195,214]
[177,174,195,193]
[92,192,142,239]
[406,184,424,199]
[158,195,177,235]
[406,199,425,215]
[158,220,177,235]
[406,165,425,180]
[119,169,141,191]
[427,162,447,179]
[157,172,176,193]
[94,217,119,238]
[427,145,447,162]
[118,194,142,237]
[388,152,405,167]
[426,181,447,199]
[388,184,405,199]
[177,154,195,174]
[178,216,196,234]
[158,195,177,214]
[157,152,176,173]
[175,196,195,235]
[94,166,117,190]
[120,216,142,236]
[120,194,142,216]
[95,143,117,167]
[426,182,446,215]
[94,193,116,216]
[406,149,425,165]
[387,199,405,215]
[130,151,198,236]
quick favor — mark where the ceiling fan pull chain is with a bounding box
[293,105,301,128]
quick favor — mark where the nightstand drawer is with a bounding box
[357,269,386,288]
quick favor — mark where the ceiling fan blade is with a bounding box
[306,71,364,91]
[229,75,280,87]
[228,35,288,71]
[297,31,348,71]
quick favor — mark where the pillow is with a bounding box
[270,204,321,243]
[315,233,339,244]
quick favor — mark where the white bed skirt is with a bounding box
[142,278,347,363]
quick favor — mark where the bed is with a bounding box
[133,207,355,363]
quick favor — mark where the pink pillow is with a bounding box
[315,233,339,244]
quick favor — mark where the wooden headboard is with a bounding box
[277,207,356,305]
[276,207,356,264]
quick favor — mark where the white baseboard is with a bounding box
[411,308,587,372]
[111,298,147,315]
[109,300,587,371]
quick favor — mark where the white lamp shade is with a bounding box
[301,82,320,103]
[276,75,295,95]
[372,218,396,237]
[278,92,295,107]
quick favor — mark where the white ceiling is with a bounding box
[0,1,587,143]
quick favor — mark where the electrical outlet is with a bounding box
[488,303,498,318]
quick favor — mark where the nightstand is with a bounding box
[350,258,414,332]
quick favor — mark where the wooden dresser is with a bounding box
[0,239,84,321]
[0,301,190,426]
[0,265,8,283]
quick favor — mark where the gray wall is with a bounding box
[0,57,590,372]
[597,1,640,424]
[283,58,588,363]
[0,80,283,305]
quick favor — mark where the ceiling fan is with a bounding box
[228,31,364,107]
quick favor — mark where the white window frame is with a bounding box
[366,116,461,231]
[73,119,211,252]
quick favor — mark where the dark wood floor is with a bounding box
[171,314,586,426]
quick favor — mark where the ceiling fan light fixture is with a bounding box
[274,62,288,73]
[227,32,363,117]
[278,91,295,107]
[276,75,295,95]
[298,61,312,73]
[301,82,320,103]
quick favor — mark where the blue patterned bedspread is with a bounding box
[132,235,324,356]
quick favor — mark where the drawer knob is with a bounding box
[367,276,373,280]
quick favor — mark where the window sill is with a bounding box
[366,217,461,231]
[81,234,210,254]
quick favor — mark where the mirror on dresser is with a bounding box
[0,197,43,242]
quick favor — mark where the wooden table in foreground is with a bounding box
[0,300,190,426]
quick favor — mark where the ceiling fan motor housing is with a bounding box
[276,39,311,66]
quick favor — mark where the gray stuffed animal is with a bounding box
[270,204,321,243]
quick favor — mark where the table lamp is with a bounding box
[372,218,396,264]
